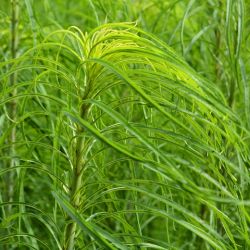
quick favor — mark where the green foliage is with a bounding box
[0,0,250,249]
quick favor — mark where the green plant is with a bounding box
[0,1,250,249]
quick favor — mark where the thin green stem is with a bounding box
[64,104,88,250]
[7,0,19,214]
[64,134,85,250]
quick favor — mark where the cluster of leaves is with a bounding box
[0,0,250,249]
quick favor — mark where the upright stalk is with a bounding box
[7,0,19,214]
[63,105,88,250]
[214,0,223,83]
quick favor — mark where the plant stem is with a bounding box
[64,105,88,250]
[64,135,84,250]
[7,0,19,214]
[215,0,223,83]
